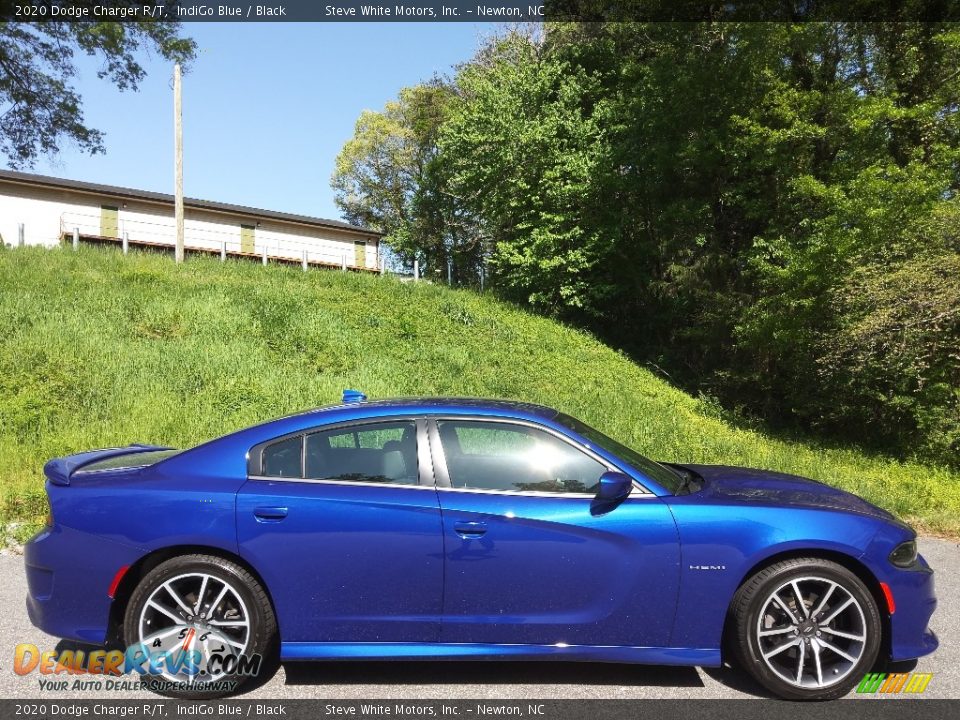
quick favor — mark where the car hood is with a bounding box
[678,464,897,522]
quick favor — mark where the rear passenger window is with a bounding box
[304,421,418,485]
[261,435,302,478]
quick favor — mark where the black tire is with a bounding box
[123,554,276,699]
[731,557,882,700]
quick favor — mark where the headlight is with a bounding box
[889,539,918,568]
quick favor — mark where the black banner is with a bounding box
[3,0,960,23]
[2,700,959,720]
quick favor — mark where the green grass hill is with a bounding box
[1,246,958,541]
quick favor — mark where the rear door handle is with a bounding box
[453,521,487,538]
[253,506,288,522]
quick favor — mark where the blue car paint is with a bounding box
[432,491,680,648]
[25,397,937,669]
[237,479,445,643]
[859,520,938,661]
[26,523,143,644]
[279,642,718,666]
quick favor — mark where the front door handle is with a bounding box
[254,506,288,522]
[453,521,487,538]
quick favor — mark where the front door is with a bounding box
[430,417,681,648]
[240,224,255,254]
[354,241,367,269]
[100,205,119,238]
[237,418,443,645]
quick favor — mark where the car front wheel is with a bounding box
[123,554,276,699]
[731,557,882,700]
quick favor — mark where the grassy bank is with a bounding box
[1,245,958,540]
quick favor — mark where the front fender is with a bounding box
[664,499,881,651]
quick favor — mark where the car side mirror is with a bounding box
[596,471,633,502]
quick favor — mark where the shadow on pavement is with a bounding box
[53,638,773,698]
[701,664,776,698]
[281,660,708,689]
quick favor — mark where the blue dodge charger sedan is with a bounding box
[26,392,937,700]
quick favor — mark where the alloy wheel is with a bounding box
[755,575,868,689]
[137,571,251,684]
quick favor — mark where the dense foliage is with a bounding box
[333,23,960,467]
[1,247,958,542]
[0,10,196,168]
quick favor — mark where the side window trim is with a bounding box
[415,418,434,488]
[425,415,653,497]
[247,416,433,488]
[427,418,452,489]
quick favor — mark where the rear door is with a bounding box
[237,418,444,645]
[430,417,681,648]
[100,205,119,238]
[240,224,256,254]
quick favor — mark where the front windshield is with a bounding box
[555,414,684,494]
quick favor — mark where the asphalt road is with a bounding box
[0,538,955,701]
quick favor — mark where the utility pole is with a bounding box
[174,62,184,264]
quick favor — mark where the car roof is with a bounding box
[216,396,564,448]
[306,397,560,420]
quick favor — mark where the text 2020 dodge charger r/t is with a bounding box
[26,393,937,699]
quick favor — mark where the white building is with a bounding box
[0,170,382,271]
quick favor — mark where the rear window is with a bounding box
[77,449,181,473]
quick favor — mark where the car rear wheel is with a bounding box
[123,554,276,699]
[731,557,882,700]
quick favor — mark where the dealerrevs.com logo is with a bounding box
[856,672,933,694]
[13,642,262,693]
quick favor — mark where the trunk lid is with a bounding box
[44,445,175,486]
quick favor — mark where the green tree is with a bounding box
[728,23,960,436]
[335,21,960,465]
[438,30,614,310]
[542,22,960,463]
[818,205,960,465]
[0,9,196,168]
[331,82,474,279]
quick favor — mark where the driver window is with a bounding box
[437,420,608,494]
